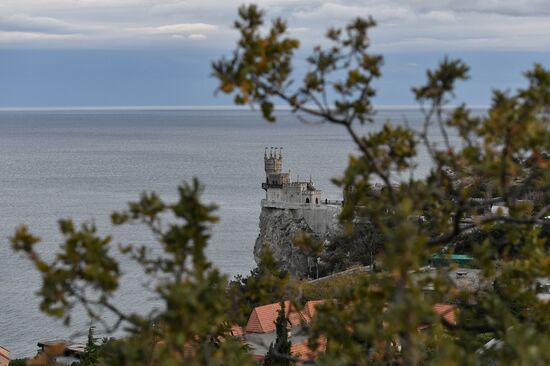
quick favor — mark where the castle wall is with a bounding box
[261,199,340,236]
[267,188,284,202]
[283,185,304,203]
[298,204,340,236]
[266,187,321,204]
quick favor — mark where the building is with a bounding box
[259,148,342,238]
[239,299,456,364]
[35,340,85,366]
[243,300,327,364]
[262,147,322,205]
[0,346,9,366]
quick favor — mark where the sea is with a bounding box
[0,107,456,357]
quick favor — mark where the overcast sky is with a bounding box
[1,0,550,107]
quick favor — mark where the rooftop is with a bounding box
[241,298,458,362]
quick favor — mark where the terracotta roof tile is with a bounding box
[252,354,265,364]
[246,299,330,334]
[302,300,326,320]
[246,301,304,333]
[230,324,244,337]
[0,346,9,365]
[291,337,327,362]
[433,303,457,325]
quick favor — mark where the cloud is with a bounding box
[415,0,550,18]
[168,33,208,40]
[1,0,550,51]
[0,14,79,34]
[188,33,207,40]
[130,23,218,36]
[124,23,218,41]
[292,2,410,23]
[0,30,78,42]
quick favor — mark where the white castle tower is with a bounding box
[262,147,321,205]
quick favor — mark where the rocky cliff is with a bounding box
[254,204,385,278]
[254,205,342,278]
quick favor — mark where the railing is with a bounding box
[261,199,343,209]
[322,199,344,206]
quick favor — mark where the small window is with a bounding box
[315,198,319,204]
[305,198,310,203]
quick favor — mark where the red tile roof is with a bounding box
[245,300,328,334]
[433,304,457,325]
[246,301,281,333]
[252,354,265,364]
[302,300,326,321]
[291,336,327,361]
[245,299,457,365]
[246,301,297,333]
[0,346,9,365]
[230,324,245,337]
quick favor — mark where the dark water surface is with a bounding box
[0,108,443,357]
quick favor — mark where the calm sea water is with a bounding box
[0,108,449,357]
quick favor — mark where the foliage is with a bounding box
[12,179,253,366]
[319,222,384,276]
[8,359,27,366]
[227,250,291,325]
[214,4,550,365]
[297,268,370,301]
[8,3,550,366]
[80,326,100,366]
[263,302,292,366]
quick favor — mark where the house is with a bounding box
[433,303,457,326]
[244,300,328,364]
[535,277,550,302]
[35,340,85,366]
[241,299,457,364]
[0,346,9,366]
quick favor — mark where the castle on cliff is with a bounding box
[256,148,342,275]
[262,147,322,205]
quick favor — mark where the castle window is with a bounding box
[316,198,319,204]
[305,198,310,203]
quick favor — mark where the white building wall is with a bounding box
[267,188,283,202]
[267,183,322,205]
[283,185,303,203]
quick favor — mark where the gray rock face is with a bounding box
[254,204,383,278]
[254,207,320,278]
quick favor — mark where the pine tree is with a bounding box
[80,326,100,366]
[263,302,292,366]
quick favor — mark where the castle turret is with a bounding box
[263,147,289,192]
[264,147,282,176]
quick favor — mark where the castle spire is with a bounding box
[264,147,268,158]
[279,147,283,159]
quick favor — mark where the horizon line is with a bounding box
[0,104,490,112]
